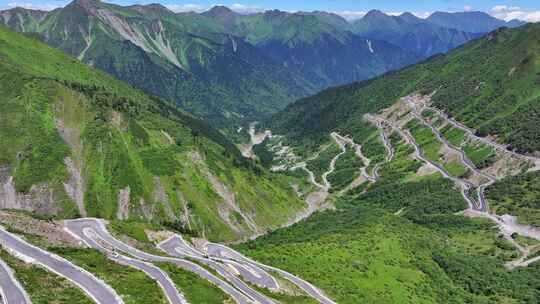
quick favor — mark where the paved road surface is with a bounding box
[159,235,278,291]
[424,105,540,163]
[0,227,122,304]
[71,226,187,304]
[371,115,479,210]
[0,258,30,304]
[65,219,254,304]
[412,111,497,182]
[157,236,277,304]
[205,243,337,304]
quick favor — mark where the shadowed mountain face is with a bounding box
[219,11,420,88]
[426,11,525,33]
[350,10,524,58]
[0,2,522,133]
[350,10,478,58]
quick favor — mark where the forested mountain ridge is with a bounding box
[2,1,518,133]
[0,0,316,134]
[0,25,308,241]
[212,9,421,88]
[270,23,540,155]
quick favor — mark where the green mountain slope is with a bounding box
[1,0,314,133]
[236,25,540,303]
[270,23,540,155]
[0,25,307,241]
[237,178,540,303]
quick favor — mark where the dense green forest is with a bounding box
[486,171,540,227]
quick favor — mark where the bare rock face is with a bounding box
[0,166,59,215]
[116,186,130,220]
[152,177,176,221]
[63,157,86,217]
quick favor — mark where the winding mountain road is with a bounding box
[68,225,187,304]
[410,108,497,183]
[157,236,277,304]
[321,133,348,190]
[0,226,123,304]
[424,105,540,164]
[407,105,497,212]
[331,133,377,182]
[159,235,278,291]
[370,115,478,209]
[64,219,255,304]
[0,258,30,304]
[205,243,337,304]
[158,235,279,304]
[368,110,540,268]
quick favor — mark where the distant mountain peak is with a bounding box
[426,11,516,33]
[364,9,388,19]
[205,5,236,17]
[263,9,289,19]
[70,0,100,8]
[67,0,102,13]
[1,6,46,13]
[398,12,424,24]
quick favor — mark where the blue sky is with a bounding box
[2,0,540,21]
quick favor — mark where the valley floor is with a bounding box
[237,93,540,303]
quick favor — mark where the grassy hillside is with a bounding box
[237,133,540,303]
[247,25,540,302]
[0,25,306,241]
[270,23,540,155]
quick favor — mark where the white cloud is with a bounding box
[165,3,263,14]
[6,1,64,11]
[334,10,366,21]
[490,5,540,22]
[463,5,473,12]
[165,4,206,13]
[229,3,263,14]
[413,12,431,19]
[335,10,433,21]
